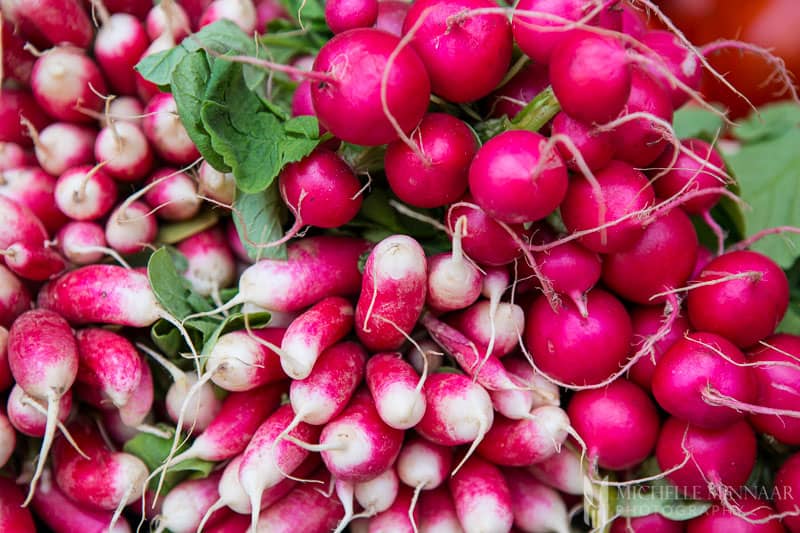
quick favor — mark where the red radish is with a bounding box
[524,288,633,386]
[446,197,526,266]
[254,469,344,533]
[197,161,235,205]
[2,241,66,281]
[7,384,72,438]
[396,436,451,514]
[94,12,150,96]
[366,353,426,430]
[602,207,698,304]
[8,309,78,502]
[204,328,288,392]
[503,468,570,533]
[486,62,549,119]
[199,0,257,33]
[774,452,800,533]
[0,89,50,147]
[418,486,463,533]
[0,476,35,531]
[256,0,289,30]
[449,300,526,359]
[0,195,47,254]
[747,334,800,445]
[384,113,476,208]
[281,296,354,379]
[416,372,493,472]
[1,19,36,85]
[534,239,602,316]
[278,148,363,232]
[135,34,175,102]
[610,514,684,533]
[153,472,225,533]
[31,47,107,124]
[512,0,598,65]
[325,0,378,33]
[142,93,201,165]
[24,122,96,177]
[551,112,614,172]
[104,200,158,254]
[106,96,145,126]
[74,328,142,408]
[54,165,118,222]
[32,468,132,533]
[426,231,483,313]
[0,166,66,233]
[469,129,567,224]
[0,326,11,390]
[403,0,512,103]
[477,405,569,467]
[656,417,757,500]
[146,0,191,40]
[0,142,34,169]
[688,251,789,348]
[311,28,431,146]
[176,227,236,297]
[529,445,584,496]
[56,221,119,265]
[651,138,727,215]
[207,513,250,533]
[4,0,93,48]
[628,305,690,390]
[406,338,444,376]
[366,485,418,532]
[560,160,656,254]
[143,168,202,221]
[375,0,409,35]
[568,379,660,470]
[116,355,153,428]
[640,30,702,109]
[687,495,785,533]
[355,234,427,352]
[103,0,156,20]
[449,456,514,533]
[490,356,560,419]
[354,467,400,517]
[94,121,154,182]
[0,409,15,468]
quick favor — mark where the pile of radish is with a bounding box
[2,0,800,531]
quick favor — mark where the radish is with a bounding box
[640,30,702,109]
[0,326,11,390]
[281,297,355,379]
[403,0,512,103]
[54,164,118,222]
[446,196,526,266]
[512,0,601,65]
[568,379,660,470]
[486,62,549,119]
[94,11,150,96]
[747,334,800,445]
[31,47,107,124]
[7,383,73,441]
[687,250,789,348]
[384,113,476,209]
[75,328,143,409]
[469,129,567,224]
[176,227,237,297]
[256,0,289,30]
[551,111,614,172]
[406,339,444,380]
[4,0,93,49]
[325,0,378,34]
[687,495,785,533]
[560,160,656,254]
[199,0,258,33]
[56,221,122,265]
[22,121,96,177]
[116,355,154,428]
[528,445,584,496]
[656,417,757,500]
[106,96,145,126]
[0,409,15,468]
[477,405,570,467]
[1,18,36,85]
[8,309,78,503]
[0,476,35,531]
[366,485,418,533]
[1,240,66,281]
[503,468,570,533]
[610,514,684,533]
[375,0,409,36]
[0,265,32,329]
[628,304,690,390]
[255,469,344,533]
[490,356,560,419]
[0,195,47,254]
[0,167,67,233]
[416,372,493,473]
[311,28,431,146]
[449,455,514,533]
[534,239,602,316]
[396,436,451,516]
[135,33,175,102]
[0,142,34,169]
[366,352,426,430]
[774,452,800,533]
[153,472,225,533]
[208,513,250,533]
[354,466,400,517]
[355,234,427,351]
[426,227,483,313]
[143,168,202,221]
[449,300,526,358]
[197,160,235,205]
[652,331,757,429]
[142,93,201,165]
[203,328,288,392]
[94,120,154,182]
[524,288,632,386]
[0,89,50,148]
[146,0,192,41]
[104,200,158,254]
[418,486,464,533]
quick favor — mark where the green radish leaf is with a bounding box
[157,209,221,244]
[147,248,194,320]
[233,185,288,261]
[615,478,712,522]
[134,48,185,88]
[200,311,272,355]
[732,102,800,143]
[672,106,725,141]
[150,319,183,357]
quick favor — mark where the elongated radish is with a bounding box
[6,0,93,48]
[503,468,570,533]
[0,195,47,255]
[7,384,72,438]
[153,472,225,533]
[0,265,31,328]
[31,47,107,123]
[105,200,158,254]
[203,327,288,391]
[477,405,570,467]
[367,485,418,533]
[426,216,482,313]
[366,352,426,430]
[503,355,560,409]
[94,121,154,182]
[117,355,153,427]
[354,467,400,517]
[528,445,584,496]
[396,435,451,519]
[8,309,78,503]
[0,166,67,233]
[1,240,66,281]
[449,455,514,533]
[54,165,118,222]
[281,296,354,379]
[95,12,150,96]
[75,328,142,408]
[449,300,525,359]
[255,468,344,533]
[418,486,464,533]
[176,227,236,297]
[406,338,444,376]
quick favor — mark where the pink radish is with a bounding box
[94,120,154,182]
[104,200,158,254]
[4,0,93,49]
[199,0,258,33]
[418,487,464,533]
[0,265,31,328]
[176,227,237,297]
[197,161,235,205]
[0,409,16,468]
[687,495,785,533]
[56,221,123,266]
[23,121,96,177]
[54,164,118,222]
[477,405,570,467]
[551,111,614,172]
[146,0,191,40]
[0,88,50,147]
[153,472,225,533]
[628,305,690,391]
[534,239,602,316]
[503,468,570,533]
[143,168,202,221]
[446,196,526,266]
[406,338,445,376]
[135,33,176,102]
[325,0,378,33]
[0,195,47,254]
[75,328,143,408]
[449,455,514,533]
[31,47,107,123]
[610,514,683,533]
[0,142,34,169]
[486,62,549,119]
[354,467,400,517]
[1,19,36,85]
[0,326,11,390]
[116,355,154,428]
[374,0,409,36]
[0,166,68,233]
[355,234,427,351]
[281,296,354,379]
[748,334,800,445]
[256,0,289,30]
[396,436,451,518]
[774,452,800,533]
[106,96,145,126]
[367,485,418,532]
[449,300,526,358]
[142,93,200,165]
[255,469,344,533]
[490,357,560,420]
[1,240,66,281]
[366,352,426,430]
[640,29,702,109]
[7,384,73,438]
[0,476,36,531]
[94,12,150,96]
[203,328,288,392]
[207,513,250,533]
[426,218,483,313]
[529,445,585,496]
[8,309,78,503]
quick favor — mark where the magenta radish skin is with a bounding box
[7,385,72,437]
[105,200,158,254]
[105,96,145,127]
[396,436,451,492]
[469,130,567,224]
[774,453,800,533]
[355,235,427,351]
[142,93,201,165]
[416,372,493,447]
[652,332,757,429]
[449,456,514,533]
[0,89,50,147]
[236,236,369,312]
[8,0,93,49]
[656,417,757,500]
[640,30,702,109]
[477,405,569,467]
[3,241,66,281]
[487,62,548,119]
[490,358,560,419]
[602,207,698,304]
[31,123,96,177]
[256,0,290,30]
[75,328,143,408]
[1,20,36,85]
[117,356,153,427]
[0,476,35,531]
[56,222,108,265]
[551,111,614,172]
[31,47,107,124]
[325,0,378,33]
[628,305,690,390]
[158,473,225,533]
[353,467,400,515]
[651,138,726,214]
[418,486,464,533]
[511,0,586,65]
[560,160,656,254]
[311,28,431,146]
[206,328,287,392]
[550,31,631,124]
[384,113,476,208]
[0,265,31,328]
[687,495,785,533]
[199,0,258,33]
[0,142,34,169]
[366,353,426,430]
[426,252,483,313]
[525,288,633,386]
[0,167,67,234]
[403,0,512,103]
[38,265,163,327]
[0,326,11,390]
[568,379,660,470]
[610,514,683,533]
[255,469,344,533]
[449,301,526,358]
[503,468,570,533]
[535,240,602,312]
[529,446,584,496]
[747,334,800,445]
[318,389,404,482]
[0,409,16,467]
[176,227,237,297]
[146,1,192,40]
[687,250,789,348]
[0,195,47,254]
[94,121,154,182]
[54,165,118,222]
[446,197,525,266]
[143,168,202,221]
[367,485,418,533]
[95,14,150,96]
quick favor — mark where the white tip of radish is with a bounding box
[197,161,236,205]
[200,0,257,33]
[376,385,425,430]
[374,236,427,280]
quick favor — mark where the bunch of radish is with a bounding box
[1,0,800,531]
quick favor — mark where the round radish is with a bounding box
[325,0,378,33]
[551,111,614,172]
[774,453,800,533]
[94,121,154,182]
[95,13,150,96]
[486,62,549,119]
[628,305,690,390]
[146,0,192,40]
[446,197,525,266]
[142,93,201,165]
[176,227,237,297]
[143,168,202,221]
[0,265,31,328]
[197,161,236,205]
[54,165,118,222]
[56,221,110,265]
[687,495,785,533]
[105,201,158,254]
[0,166,67,233]
[651,138,727,215]
[31,47,107,123]
[29,122,96,177]
[535,239,602,316]
[375,0,409,36]
[747,334,800,445]
[639,29,702,109]
[199,0,257,33]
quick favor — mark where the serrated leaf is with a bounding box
[157,209,220,244]
[233,185,288,261]
[673,106,724,141]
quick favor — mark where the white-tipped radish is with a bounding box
[142,93,200,165]
[449,456,514,533]
[0,166,67,233]
[503,468,570,533]
[477,405,570,467]
[144,167,202,221]
[94,120,154,182]
[94,12,150,96]
[199,0,257,33]
[366,352,426,430]
[26,122,96,177]
[176,227,236,297]
[197,160,235,205]
[145,0,191,41]
[204,327,288,392]
[426,216,482,313]
[75,328,143,408]
[54,165,118,221]
[104,200,158,254]
[31,47,107,124]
